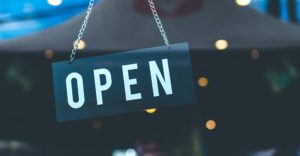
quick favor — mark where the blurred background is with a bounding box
[2,0,300,41]
[1,0,300,155]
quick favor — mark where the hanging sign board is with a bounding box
[52,43,196,122]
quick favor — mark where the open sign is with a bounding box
[52,43,196,122]
[65,58,173,109]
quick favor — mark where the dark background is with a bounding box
[1,0,300,156]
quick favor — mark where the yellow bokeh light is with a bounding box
[198,77,208,87]
[47,0,62,6]
[44,50,53,59]
[251,49,260,60]
[236,0,251,6]
[145,108,157,114]
[73,40,86,50]
[215,39,228,50]
[92,120,102,129]
[206,120,216,130]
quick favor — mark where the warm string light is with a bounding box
[206,120,216,130]
[251,49,260,59]
[215,39,228,50]
[44,50,53,59]
[198,77,208,87]
[73,40,86,50]
[145,108,157,114]
[236,0,251,6]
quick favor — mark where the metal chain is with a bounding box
[147,0,171,48]
[69,0,95,64]
[69,0,170,63]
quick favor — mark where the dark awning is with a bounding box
[1,0,300,52]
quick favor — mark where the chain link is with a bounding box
[69,0,95,64]
[147,0,171,49]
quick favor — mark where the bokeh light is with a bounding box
[145,108,157,114]
[206,120,216,130]
[236,0,251,6]
[44,50,54,59]
[215,39,228,50]
[92,120,102,129]
[251,49,260,59]
[73,40,86,50]
[126,149,137,156]
[198,77,208,87]
[10,141,20,150]
[47,0,62,6]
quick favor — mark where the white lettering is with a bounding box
[94,68,112,105]
[122,64,142,101]
[149,59,173,97]
[66,72,85,109]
